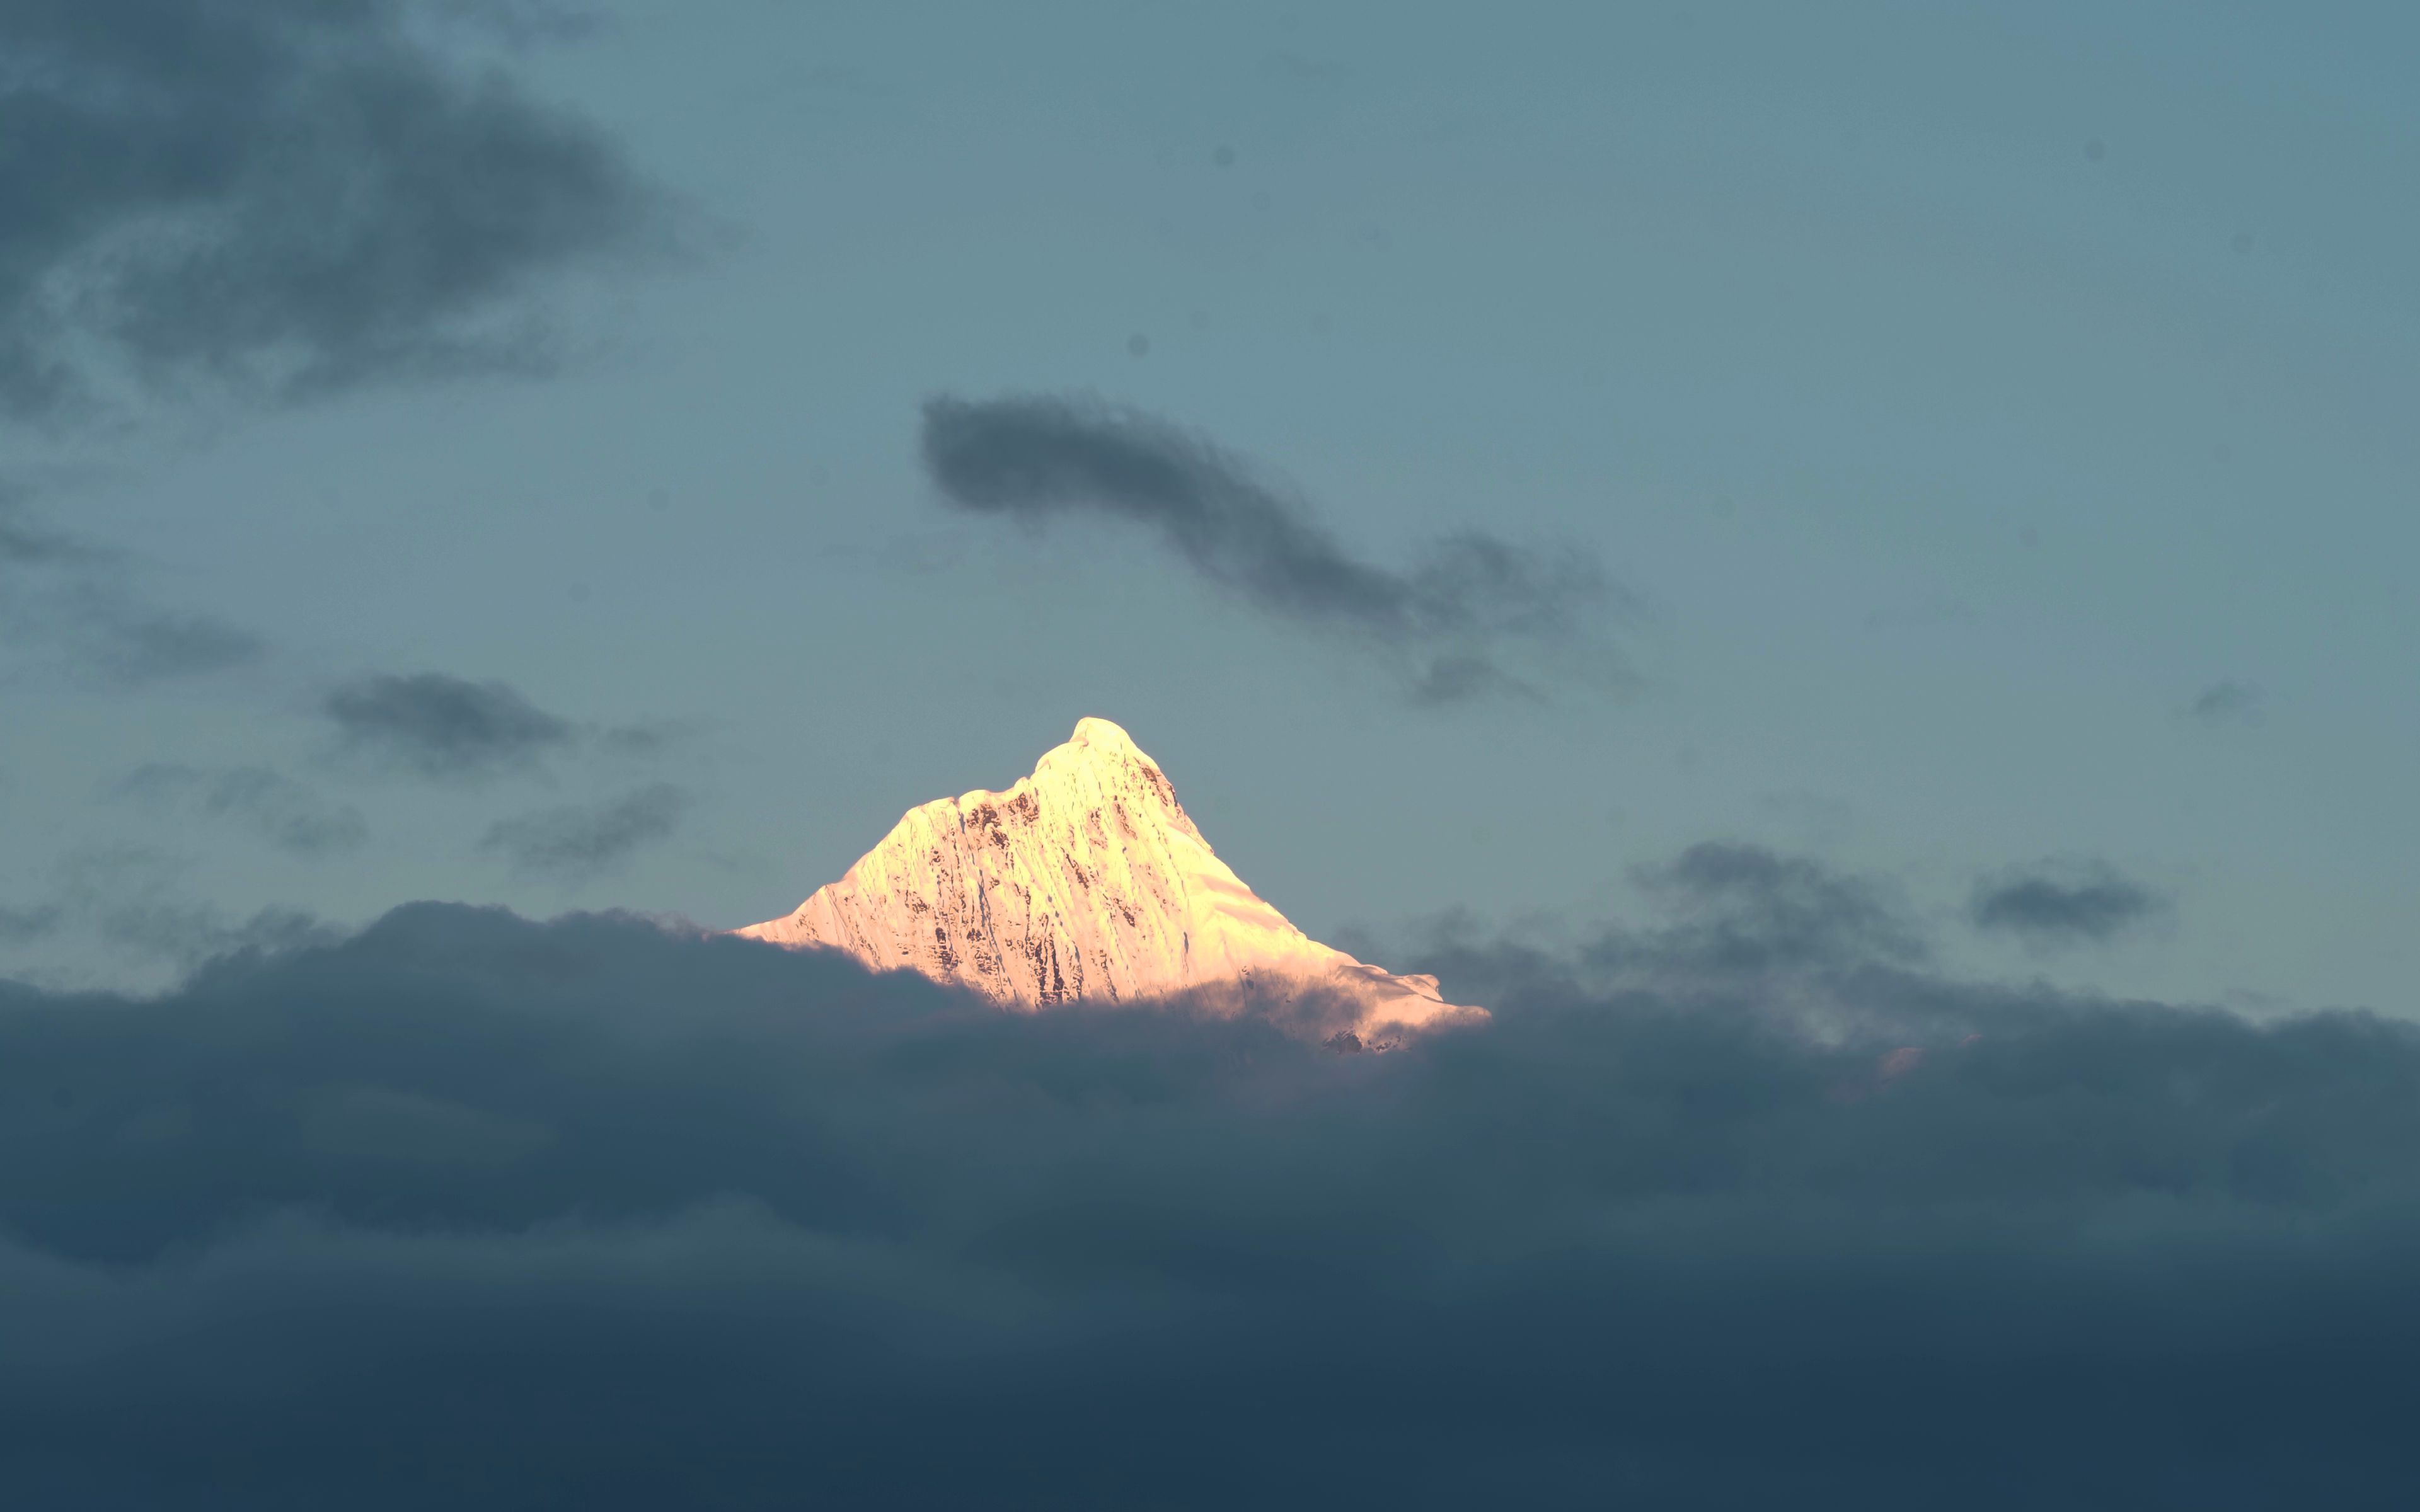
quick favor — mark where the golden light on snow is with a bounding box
[738,718,1484,1036]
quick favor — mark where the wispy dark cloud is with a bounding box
[67,595,264,683]
[480,782,685,881]
[324,672,575,779]
[0,495,261,684]
[1971,860,2167,948]
[20,845,333,972]
[95,898,333,968]
[919,393,1620,701]
[0,904,62,945]
[113,764,368,857]
[2188,679,2265,727]
[0,0,666,420]
[0,900,2413,1505]
[0,489,84,564]
[1599,841,1929,976]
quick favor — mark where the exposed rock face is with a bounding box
[737,718,1480,1034]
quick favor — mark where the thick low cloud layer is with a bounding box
[921,393,1618,701]
[1,872,2415,1508]
[0,0,660,418]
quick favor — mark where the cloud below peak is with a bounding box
[0,900,2417,1505]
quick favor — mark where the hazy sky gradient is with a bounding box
[4,0,2414,1018]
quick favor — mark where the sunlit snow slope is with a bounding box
[737,718,1480,1033]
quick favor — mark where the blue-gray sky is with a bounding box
[11,8,2420,1503]
[4,0,2415,1020]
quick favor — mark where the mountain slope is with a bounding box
[737,718,1478,1033]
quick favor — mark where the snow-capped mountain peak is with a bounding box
[736,718,1480,1033]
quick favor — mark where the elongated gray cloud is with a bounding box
[0,874,2414,1505]
[919,393,1618,701]
[0,0,664,418]
[1971,860,2166,947]
[324,672,575,778]
[480,782,685,880]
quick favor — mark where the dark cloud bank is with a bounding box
[0,0,661,418]
[3,849,2417,1508]
[921,393,1618,702]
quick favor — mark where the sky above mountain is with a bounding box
[4,1,2415,1015]
[8,4,2420,1503]
[0,6,2400,1001]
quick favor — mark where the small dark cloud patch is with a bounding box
[1971,860,2167,948]
[0,0,666,421]
[113,765,368,857]
[480,782,685,881]
[2189,679,2264,727]
[0,898,2415,1504]
[919,392,1622,701]
[324,672,574,779]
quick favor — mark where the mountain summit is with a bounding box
[737,718,1480,1034]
